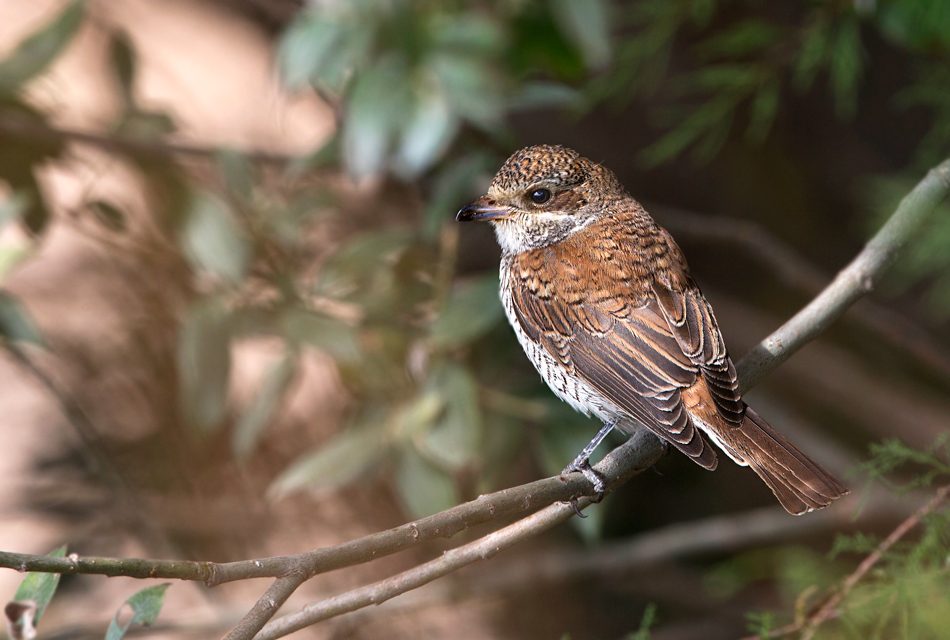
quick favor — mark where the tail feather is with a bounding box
[736,407,849,515]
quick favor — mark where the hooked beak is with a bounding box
[456,196,511,222]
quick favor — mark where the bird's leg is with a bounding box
[562,420,617,516]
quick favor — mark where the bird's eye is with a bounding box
[529,188,551,204]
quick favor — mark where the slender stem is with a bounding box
[223,574,308,640]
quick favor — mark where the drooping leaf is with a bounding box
[104,584,170,640]
[829,18,864,119]
[0,291,44,346]
[394,87,458,178]
[745,77,780,143]
[0,0,86,95]
[550,0,611,70]
[269,422,389,497]
[109,30,136,105]
[277,12,344,90]
[343,57,411,178]
[280,309,360,360]
[12,545,67,627]
[232,350,298,459]
[395,447,459,519]
[430,275,504,348]
[430,53,502,126]
[421,363,481,470]
[179,298,232,434]
[181,190,251,284]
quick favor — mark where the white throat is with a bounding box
[491,212,593,255]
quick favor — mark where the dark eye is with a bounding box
[529,188,551,204]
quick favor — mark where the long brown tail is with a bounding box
[733,407,849,515]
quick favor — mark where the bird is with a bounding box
[456,144,849,516]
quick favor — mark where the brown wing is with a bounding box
[509,265,719,469]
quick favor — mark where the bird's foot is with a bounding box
[561,458,606,517]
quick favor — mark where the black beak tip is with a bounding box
[456,203,476,222]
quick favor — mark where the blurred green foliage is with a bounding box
[0,0,949,529]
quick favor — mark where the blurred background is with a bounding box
[1,0,949,638]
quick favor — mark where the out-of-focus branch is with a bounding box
[0,109,298,164]
[737,159,950,390]
[654,204,950,388]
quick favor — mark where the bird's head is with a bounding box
[457,145,625,255]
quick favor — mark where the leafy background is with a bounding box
[0,0,949,638]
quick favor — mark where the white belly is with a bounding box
[499,259,631,429]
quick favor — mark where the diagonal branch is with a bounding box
[737,159,950,390]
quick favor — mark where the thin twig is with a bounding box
[739,483,950,640]
[0,110,298,164]
[737,160,950,390]
[798,483,950,640]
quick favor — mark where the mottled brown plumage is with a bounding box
[457,144,849,515]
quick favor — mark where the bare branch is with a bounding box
[254,430,664,640]
[737,159,950,390]
[0,463,607,583]
[224,574,309,640]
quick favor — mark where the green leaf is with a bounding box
[280,310,360,360]
[745,77,780,143]
[694,20,781,60]
[395,447,458,519]
[507,81,579,111]
[430,275,504,348]
[793,19,830,92]
[269,422,388,497]
[12,545,67,626]
[343,58,411,178]
[104,584,170,640]
[0,192,31,227]
[391,390,445,441]
[277,12,343,90]
[430,54,502,126]
[109,30,136,105]
[86,199,126,232]
[232,350,297,459]
[829,19,863,119]
[179,298,231,434]
[0,291,44,346]
[550,0,611,69]
[0,0,86,95]
[181,190,251,284]
[394,88,458,178]
[315,229,411,296]
[421,363,481,470]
